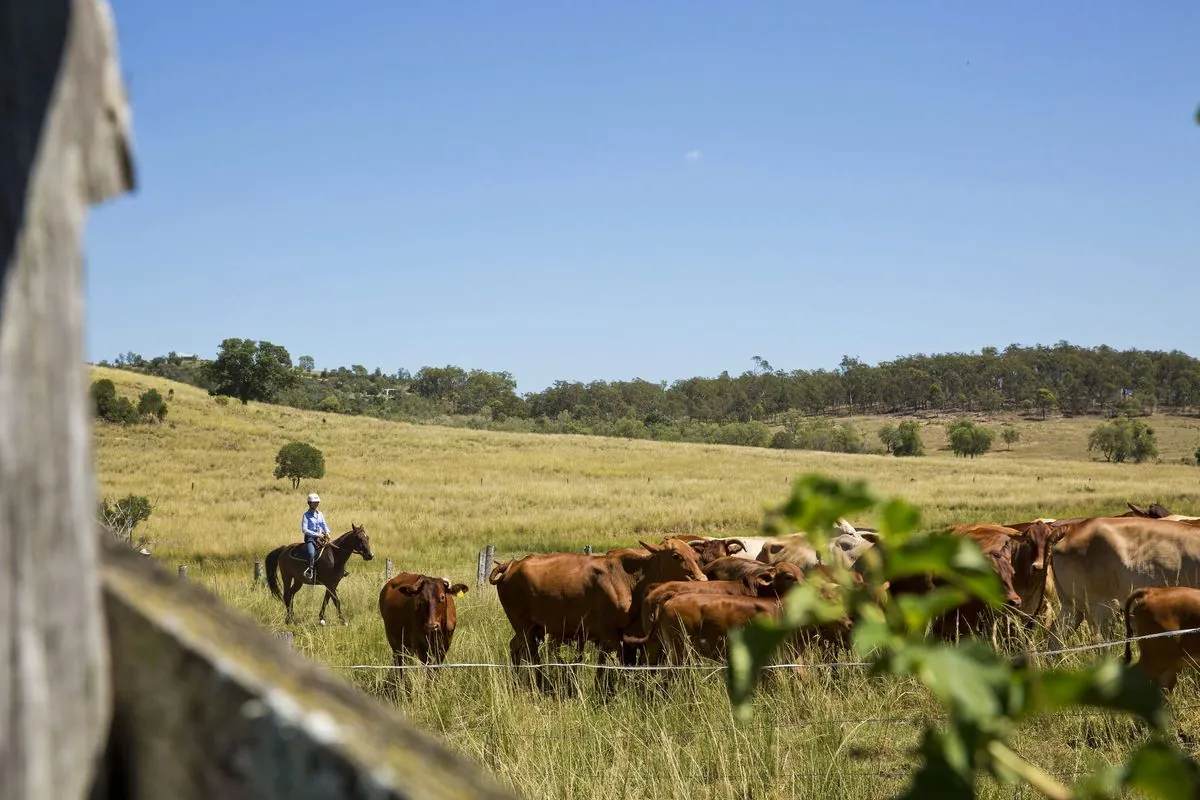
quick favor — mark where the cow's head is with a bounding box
[986,541,1022,608]
[397,576,469,631]
[683,538,740,566]
[638,538,708,583]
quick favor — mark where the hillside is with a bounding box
[90,366,1200,572]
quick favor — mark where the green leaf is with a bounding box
[1033,659,1167,729]
[897,729,975,800]
[1124,741,1199,800]
[895,644,1011,728]
[879,497,921,538]
[1076,741,1199,800]
[884,534,1006,607]
[726,623,793,721]
[895,587,969,634]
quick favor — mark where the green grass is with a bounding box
[92,367,1200,799]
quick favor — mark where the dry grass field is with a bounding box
[91,366,1200,799]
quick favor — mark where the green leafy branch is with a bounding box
[727,474,1196,800]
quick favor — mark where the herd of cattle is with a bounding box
[375,502,1200,692]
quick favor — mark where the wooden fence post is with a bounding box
[385,558,393,580]
[484,544,495,587]
[253,560,263,586]
[583,545,592,555]
[476,550,487,590]
[178,565,188,578]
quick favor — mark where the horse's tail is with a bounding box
[488,559,511,585]
[1124,587,1150,663]
[265,547,284,601]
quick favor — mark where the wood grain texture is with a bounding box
[0,1,133,798]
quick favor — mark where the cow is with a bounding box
[643,594,781,664]
[1051,518,1200,645]
[757,528,879,571]
[489,538,707,678]
[1123,586,1200,691]
[378,573,469,679]
[606,536,746,567]
[886,530,1023,640]
[948,522,1052,622]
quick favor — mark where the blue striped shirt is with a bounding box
[302,509,329,540]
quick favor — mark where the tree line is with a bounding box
[97,339,1200,456]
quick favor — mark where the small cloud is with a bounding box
[684,149,702,161]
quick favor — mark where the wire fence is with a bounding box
[328,624,1200,671]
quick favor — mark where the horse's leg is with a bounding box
[329,585,345,624]
[283,575,297,624]
[318,588,332,626]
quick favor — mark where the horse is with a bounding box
[265,524,374,625]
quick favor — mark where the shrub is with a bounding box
[880,421,924,456]
[1195,444,1200,466]
[946,419,994,458]
[1088,416,1158,463]
[137,388,168,421]
[318,394,342,413]
[273,441,326,489]
[214,395,230,406]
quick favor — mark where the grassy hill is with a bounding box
[89,366,1200,800]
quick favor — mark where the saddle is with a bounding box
[288,535,334,563]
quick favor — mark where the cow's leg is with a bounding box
[1050,599,1083,652]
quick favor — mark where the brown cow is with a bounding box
[378,573,469,666]
[1051,518,1200,646]
[887,530,1023,639]
[607,536,745,567]
[948,522,1051,622]
[489,538,707,672]
[644,594,782,664]
[1124,586,1200,691]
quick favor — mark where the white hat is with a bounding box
[307,493,321,504]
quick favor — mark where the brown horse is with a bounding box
[265,524,374,625]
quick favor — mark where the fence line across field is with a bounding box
[326,625,1200,671]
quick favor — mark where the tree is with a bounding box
[1195,444,1200,466]
[878,424,899,454]
[298,355,315,372]
[946,419,994,458]
[1035,387,1058,420]
[98,494,153,549]
[1088,417,1158,463]
[137,388,168,421]
[205,338,296,405]
[1000,425,1020,450]
[891,421,925,456]
[90,379,138,424]
[273,442,326,489]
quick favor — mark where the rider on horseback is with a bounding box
[301,492,330,580]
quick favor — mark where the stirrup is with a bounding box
[304,567,314,579]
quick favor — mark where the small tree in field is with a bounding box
[137,388,168,422]
[98,494,153,549]
[881,420,924,457]
[1000,425,1020,450]
[1195,444,1200,466]
[947,419,994,458]
[274,441,325,489]
[1089,417,1158,464]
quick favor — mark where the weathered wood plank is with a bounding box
[0,1,134,798]
[100,535,515,799]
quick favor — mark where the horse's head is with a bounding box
[347,523,374,561]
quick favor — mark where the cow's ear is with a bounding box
[726,539,746,554]
[448,583,469,597]
[639,540,662,553]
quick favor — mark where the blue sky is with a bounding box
[86,2,1198,393]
